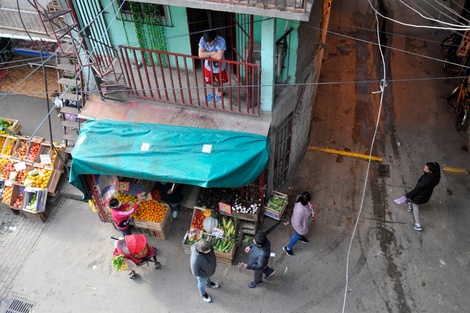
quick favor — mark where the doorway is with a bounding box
[186,8,233,65]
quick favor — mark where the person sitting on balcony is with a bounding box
[198,30,228,101]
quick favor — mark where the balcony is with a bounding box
[205,0,307,12]
[117,46,261,116]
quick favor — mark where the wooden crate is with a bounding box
[264,191,288,221]
[10,137,31,161]
[149,217,172,240]
[147,203,170,232]
[0,118,22,135]
[181,231,213,254]
[1,136,17,156]
[21,187,48,213]
[214,243,236,265]
[21,210,47,223]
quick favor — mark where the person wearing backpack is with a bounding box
[405,162,441,232]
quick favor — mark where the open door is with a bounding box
[187,9,232,66]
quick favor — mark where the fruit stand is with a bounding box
[181,185,263,264]
[0,117,66,222]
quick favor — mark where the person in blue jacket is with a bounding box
[238,232,275,288]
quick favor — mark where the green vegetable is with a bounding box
[112,255,125,271]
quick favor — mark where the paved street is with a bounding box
[1,1,469,312]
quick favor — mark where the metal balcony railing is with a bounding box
[119,46,261,116]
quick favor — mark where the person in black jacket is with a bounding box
[238,232,275,288]
[406,162,440,232]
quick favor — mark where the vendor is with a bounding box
[157,182,184,219]
[109,198,139,236]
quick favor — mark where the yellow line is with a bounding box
[308,146,383,162]
[442,166,469,175]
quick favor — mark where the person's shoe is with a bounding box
[248,281,258,288]
[207,281,219,289]
[264,269,275,280]
[413,223,423,232]
[283,246,294,256]
[299,236,309,244]
[206,93,214,102]
[202,293,212,303]
[172,211,178,219]
[406,201,413,213]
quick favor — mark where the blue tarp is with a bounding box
[70,120,270,197]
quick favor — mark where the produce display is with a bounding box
[0,158,9,172]
[0,136,6,149]
[13,140,29,158]
[114,192,168,224]
[1,162,15,179]
[26,168,52,188]
[23,189,47,212]
[212,215,236,253]
[266,194,288,212]
[190,209,205,230]
[13,193,23,208]
[1,138,14,156]
[134,199,168,223]
[2,185,12,203]
[27,142,41,162]
[232,201,260,214]
[0,119,13,131]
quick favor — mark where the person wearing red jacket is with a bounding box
[109,198,139,236]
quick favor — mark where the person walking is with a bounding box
[198,29,228,101]
[405,162,440,232]
[283,191,316,256]
[190,240,219,303]
[238,232,275,288]
[108,198,140,236]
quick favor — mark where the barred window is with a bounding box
[116,0,172,27]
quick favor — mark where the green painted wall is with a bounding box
[100,1,190,63]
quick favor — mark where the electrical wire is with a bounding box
[341,2,388,312]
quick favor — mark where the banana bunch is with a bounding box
[219,215,236,238]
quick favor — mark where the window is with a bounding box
[116,1,172,27]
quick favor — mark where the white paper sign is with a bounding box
[141,143,150,151]
[202,144,212,153]
[5,180,13,186]
[39,154,52,164]
[13,162,27,171]
[211,227,224,238]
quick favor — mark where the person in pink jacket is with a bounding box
[109,198,139,236]
[283,192,315,256]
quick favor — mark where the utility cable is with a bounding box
[341,3,388,312]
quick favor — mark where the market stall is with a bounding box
[0,117,66,222]
[69,120,271,249]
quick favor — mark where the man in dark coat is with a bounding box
[190,240,219,303]
[406,162,441,232]
[239,232,275,288]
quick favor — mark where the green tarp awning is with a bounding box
[69,120,270,197]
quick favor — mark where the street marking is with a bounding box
[308,146,383,162]
[442,166,469,175]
